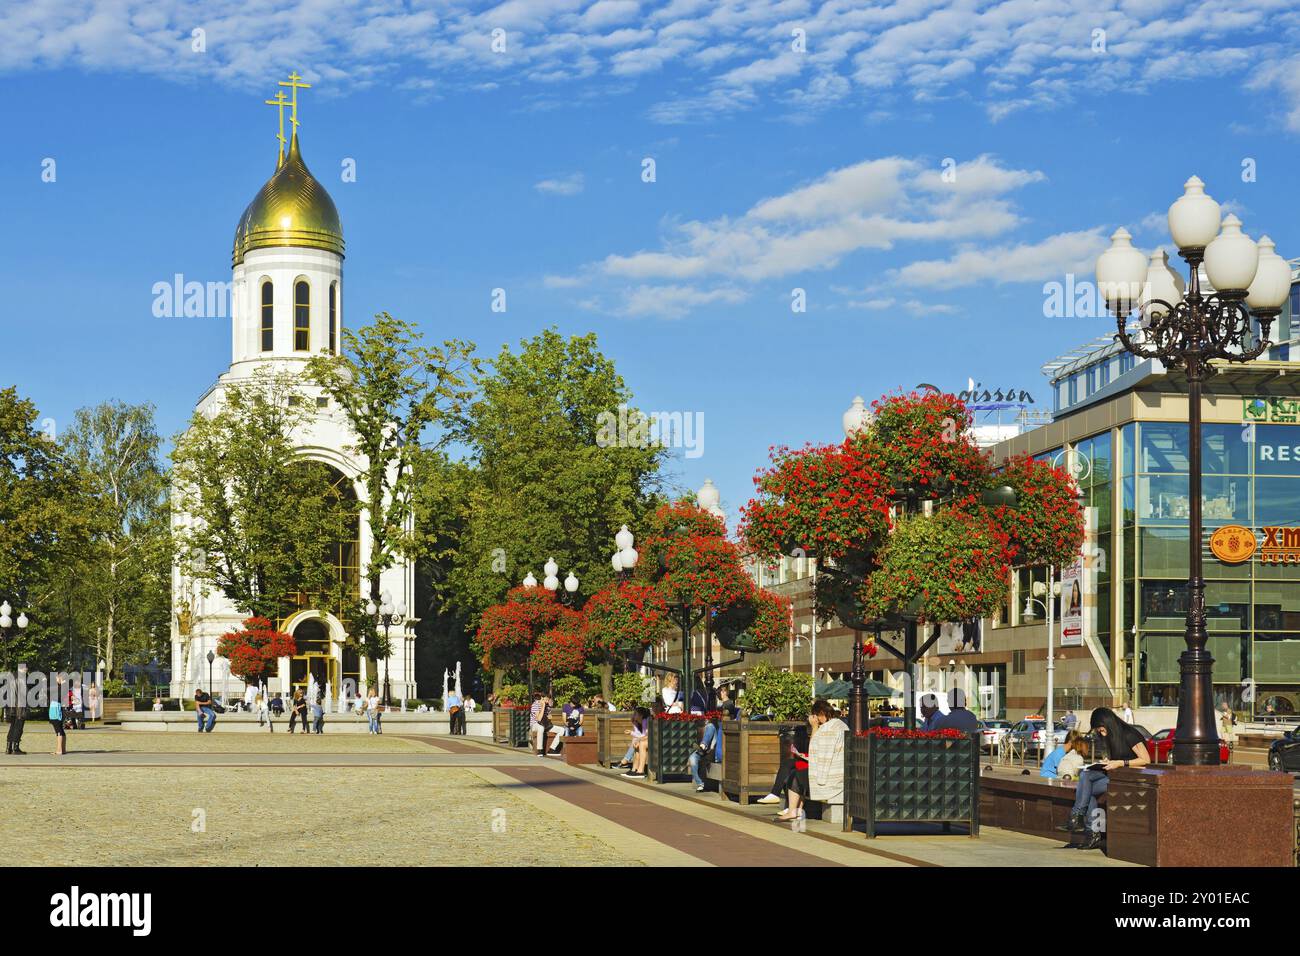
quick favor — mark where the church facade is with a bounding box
[170,77,417,703]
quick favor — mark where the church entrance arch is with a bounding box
[290,618,337,700]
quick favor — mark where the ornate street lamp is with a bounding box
[1,602,30,721]
[206,649,215,699]
[1096,175,1291,766]
[366,590,406,705]
[611,525,639,580]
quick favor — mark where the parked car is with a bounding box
[1007,718,1067,753]
[979,719,1013,751]
[1267,724,1300,772]
[1145,728,1230,764]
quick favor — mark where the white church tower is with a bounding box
[171,75,417,705]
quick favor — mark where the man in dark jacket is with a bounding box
[5,703,26,755]
[932,688,981,734]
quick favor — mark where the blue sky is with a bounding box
[2,0,1300,517]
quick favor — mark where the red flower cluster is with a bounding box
[655,710,722,721]
[992,455,1085,569]
[856,726,968,739]
[217,617,297,682]
[529,610,586,676]
[477,586,569,670]
[739,390,1085,630]
[581,582,668,660]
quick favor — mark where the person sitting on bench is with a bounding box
[1058,707,1148,850]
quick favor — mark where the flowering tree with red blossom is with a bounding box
[475,585,569,676]
[741,390,1083,729]
[627,500,791,705]
[530,609,586,677]
[216,617,297,684]
[580,582,668,697]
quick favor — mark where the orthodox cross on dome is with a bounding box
[278,71,312,138]
[264,90,288,166]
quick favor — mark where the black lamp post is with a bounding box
[206,650,215,697]
[365,591,406,706]
[1096,176,1291,766]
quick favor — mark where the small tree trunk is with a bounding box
[599,662,614,700]
[493,668,504,695]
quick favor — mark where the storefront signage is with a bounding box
[1243,397,1300,425]
[1209,525,1257,563]
[1260,527,1300,564]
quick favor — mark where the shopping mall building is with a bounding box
[711,273,1300,729]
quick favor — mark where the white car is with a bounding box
[979,719,1013,751]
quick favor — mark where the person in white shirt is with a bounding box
[1121,702,1134,724]
[661,673,683,713]
[367,688,382,734]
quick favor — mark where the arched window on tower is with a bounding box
[260,279,274,352]
[294,279,310,352]
[329,282,337,354]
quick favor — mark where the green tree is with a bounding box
[454,329,667,625]
[307,313,477,675]
[61,401,169,678]
[0,388,92,671]
[169,372,356,621]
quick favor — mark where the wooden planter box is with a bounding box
[721,719,798,804]
[596,712,633,767]
[650,716,717,784]
[492,707,529,747]
[562,735,599,766]
[102,698,135,724]
[844,731,980,838]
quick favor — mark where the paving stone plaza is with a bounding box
[0,727,1138,868]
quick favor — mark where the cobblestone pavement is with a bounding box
[8,727,432,754]
[0,766,638,866]
[0,729,1141,867]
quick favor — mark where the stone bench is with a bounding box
[979,770,1100,840]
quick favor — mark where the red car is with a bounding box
[1145,728,1231,764]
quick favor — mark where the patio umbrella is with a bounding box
[815,678,896,699]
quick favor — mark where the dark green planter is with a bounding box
[493,707,530,747]
[843,731,980,838]
[649,717,716,784]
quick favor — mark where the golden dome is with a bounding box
[233,133,344,265]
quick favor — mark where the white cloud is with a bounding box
[535,172,586,195]
[893,229,1111,288]
[599,154,1044,283]
[2,1,1295,129]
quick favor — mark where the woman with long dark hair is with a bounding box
[1058,706,1149,849]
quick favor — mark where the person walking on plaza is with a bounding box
[311,696,325,734]
[69,682,84,730]
[1218,702,1238,760]
[1121,701,1134,724]
[87,682,100,723]
[1058,707,1149,850]
[5,700,27,756]
[446,685,464,735]
[1062,709,1078,730]
[194,686,217,733]
[288,690,308,734]
[49,694,67,756]
[367,687,383,735]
